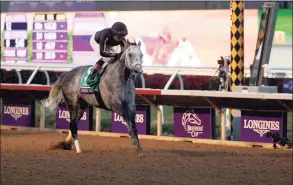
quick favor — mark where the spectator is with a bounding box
[168,37,202,67]
[152,27,176,66]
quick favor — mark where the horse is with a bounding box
[42,40,144,157]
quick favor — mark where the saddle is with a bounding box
[79,61,111,110]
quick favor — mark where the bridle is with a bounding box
[121,45,143,74]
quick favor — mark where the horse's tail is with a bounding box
[41,72,67,111]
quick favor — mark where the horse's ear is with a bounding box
[137,41,141,47]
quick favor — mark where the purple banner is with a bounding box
[55,105,90,131]
[32,32,68,41]
[33,42,68,50]
[241,111,284,143]
[72,35,93,51]
[1,98,33,127]
[111,106,150,135]
[174,107,212,139]
[282,78,292,94]
[32,52,67,60]
[33,22,67,31]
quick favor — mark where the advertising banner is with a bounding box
[55,104,92,131]
[173,107,213,139]
[111,105,150,135]
[1,98,34,127]
[240,111,285,143]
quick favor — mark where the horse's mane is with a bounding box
[118,39,139,57]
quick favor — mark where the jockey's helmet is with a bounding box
[111,22,128,36]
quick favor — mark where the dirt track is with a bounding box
[1,130,292,185]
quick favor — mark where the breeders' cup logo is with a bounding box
[113,113,144,127]
[3,106,29,121]
[243,119,280,137]
[58,109,87,122]
[181,110,203,137]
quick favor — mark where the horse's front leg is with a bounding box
[126,110,143,155]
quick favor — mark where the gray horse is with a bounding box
[42,40,144,156]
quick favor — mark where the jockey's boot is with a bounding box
[88,59,103,80]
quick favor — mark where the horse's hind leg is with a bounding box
[68,107,80,153]
[68,103,86,154]
[65,105,84,143]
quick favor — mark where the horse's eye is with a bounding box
[129,53,132,57]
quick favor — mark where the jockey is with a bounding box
[88,22,128,79]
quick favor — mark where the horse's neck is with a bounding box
[104,56,131,87]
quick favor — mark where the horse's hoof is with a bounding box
[138,153,145,158]
[76,150,82,154]
[62,143,72,150]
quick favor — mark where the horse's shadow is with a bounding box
[156,148,291,158]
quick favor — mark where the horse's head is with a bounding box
[119,39,143,75]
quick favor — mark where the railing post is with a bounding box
[138,95,162,136]
[221,111,226,140]
[157,108,162,136]
[40,104,45,129]
[15,70,22,84]
[140,73,146,88]
[95,108,101,132]
[43,71,50,85]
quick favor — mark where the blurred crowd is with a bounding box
[134,27,202,67]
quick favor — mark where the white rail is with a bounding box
[2,63,292,78]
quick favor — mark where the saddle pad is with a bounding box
[80,67,94,94]
[80,61,110,94]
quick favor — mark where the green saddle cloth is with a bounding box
[80,67,102,94]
